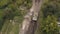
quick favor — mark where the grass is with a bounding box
[0,10,27,34]
[1,16,23,34]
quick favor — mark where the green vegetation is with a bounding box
[36,0,60,34]
[42,0,60,18]
[0,0,32,34]
[0,0,60,34]
[41,15,58,34]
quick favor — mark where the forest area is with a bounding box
[0,0,60,34]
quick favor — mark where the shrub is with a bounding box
[41,15,59,34]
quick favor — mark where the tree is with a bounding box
[41,0,60,18]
